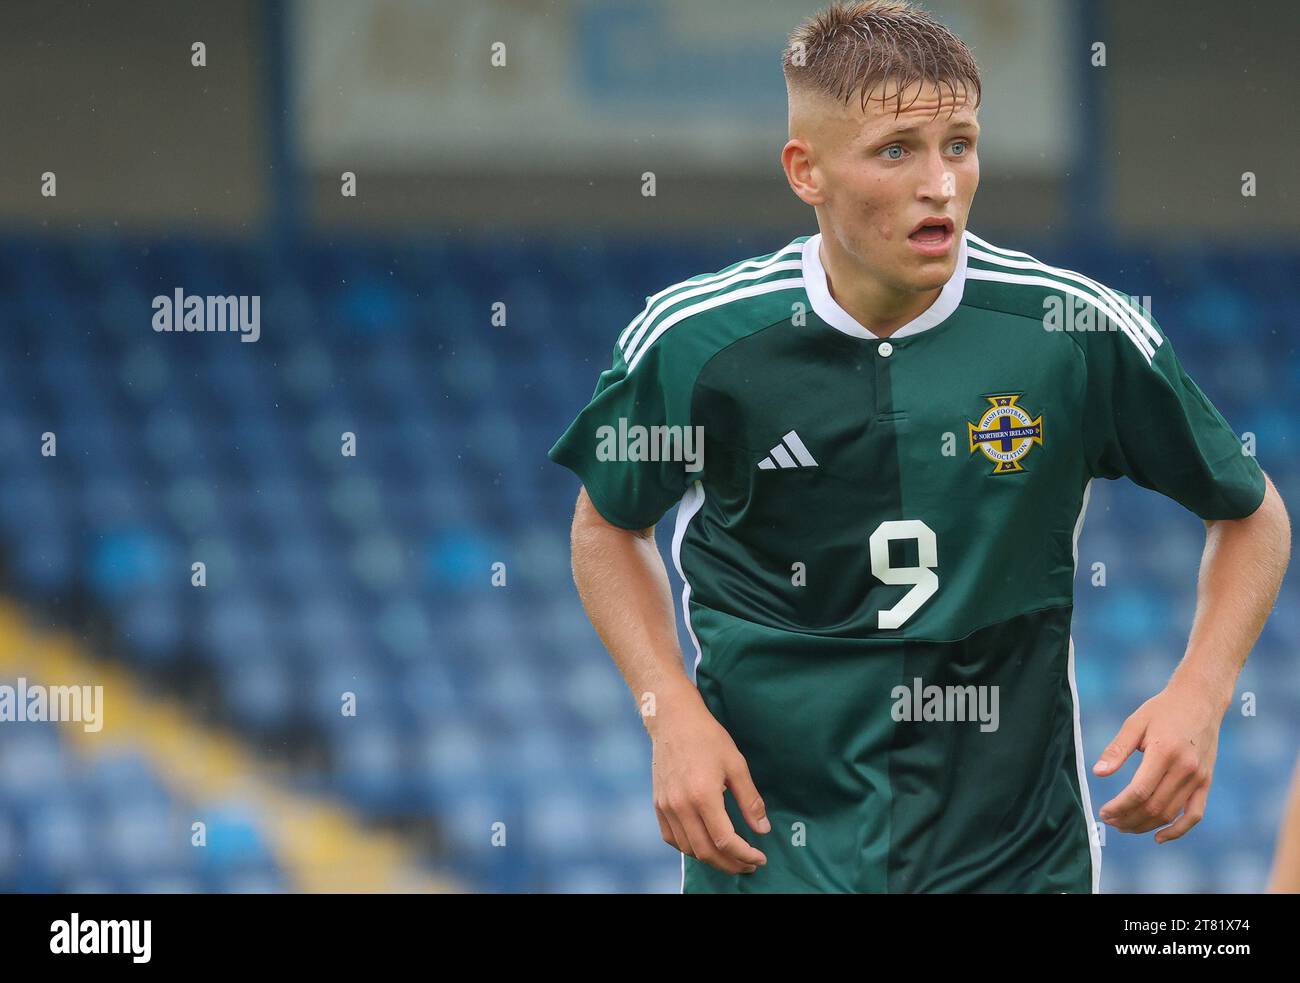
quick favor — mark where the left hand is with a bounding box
[1092,682,1224,843]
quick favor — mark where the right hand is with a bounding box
[648,684,770,874]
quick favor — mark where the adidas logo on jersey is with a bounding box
[757,430,818,470]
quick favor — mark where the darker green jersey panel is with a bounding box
[684,605,1092,893]
[690,317,907,635]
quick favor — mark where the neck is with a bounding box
[818,237,943,338]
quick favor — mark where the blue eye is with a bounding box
[881,145,904,160]
[950,141,968,156]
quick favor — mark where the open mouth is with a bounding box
[907,217,955,255]
[908,218,954,244]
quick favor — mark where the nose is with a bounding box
[918,150,955,203]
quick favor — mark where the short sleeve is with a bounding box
[548,338,700,530]
[1082,303,1265,520]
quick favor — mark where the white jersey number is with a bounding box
[868,519,938,629]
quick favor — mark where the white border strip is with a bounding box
[671,480,707,895]
[1068,479,1102,894]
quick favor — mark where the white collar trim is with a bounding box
[801,231,969,340]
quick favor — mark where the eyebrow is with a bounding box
[875,119,980,140]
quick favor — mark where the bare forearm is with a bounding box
[569,489,701,730]
[1170,475,1290,712]
[568,488,769,873]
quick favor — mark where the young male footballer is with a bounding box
[549,0,1290,892]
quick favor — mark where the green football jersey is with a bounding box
[548,230,1265,894]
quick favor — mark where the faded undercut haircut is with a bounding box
[783,0,982,117]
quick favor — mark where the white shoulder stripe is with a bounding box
[967,246,1158,360]
[625,278,806,373]
[966,233,1162,347]
[622,260,803,364]
[617,242,805,354]
[966,266,1156,364]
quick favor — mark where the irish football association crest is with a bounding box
[967,393,1044,475]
